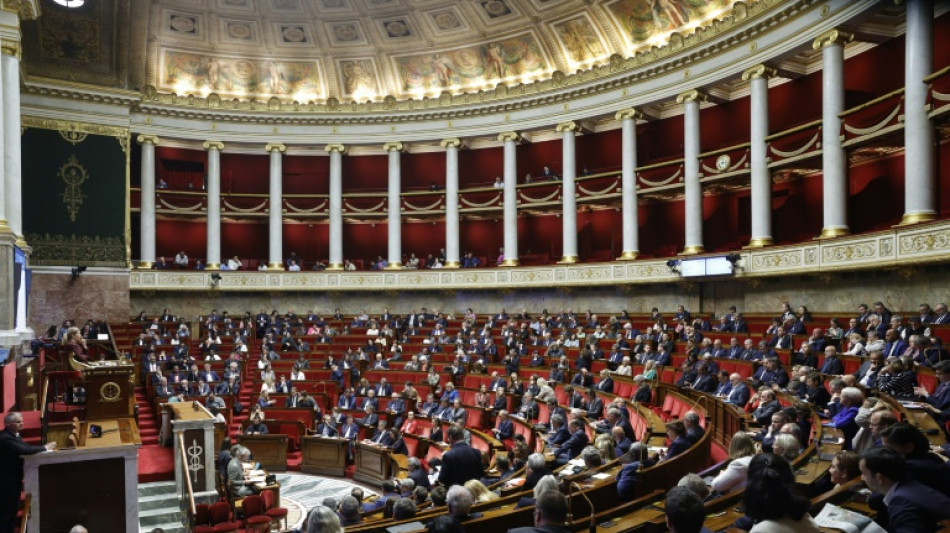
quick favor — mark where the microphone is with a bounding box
[570,481,596,533]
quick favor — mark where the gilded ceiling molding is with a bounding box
[21,115,128,138]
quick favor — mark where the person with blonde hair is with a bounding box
[772,434,801,462]
[593,432,616,461]
[515,474,559,509]
[711,431,756,494]
[463,479,498,503]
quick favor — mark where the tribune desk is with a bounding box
[354,441,393,485]
[237,434,289,471]
[301,435,348,476]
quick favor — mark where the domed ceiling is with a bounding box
[22,0,747,102]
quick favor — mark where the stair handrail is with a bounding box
[20,493,31,533]
[177,431,198,528]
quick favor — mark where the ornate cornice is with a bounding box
[22,116,128,138]
[129,219,950,292]
[202,141,224,151]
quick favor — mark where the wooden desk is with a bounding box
[354,441,392,486]
[237,434,289,471]
[301,436,348,476]
[78,419,141,447]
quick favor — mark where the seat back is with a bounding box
[195,503,211,525]
[243,495,265,517]
[261,489,277,511]
[208,502,233,525]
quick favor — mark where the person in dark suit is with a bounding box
[314,414,338,437]
[860,447,950,532]
[594,371,614,393]
[612,426,632,458]
[491,388,508,411]
[633,376,652,403]
[725,374,750,406]
[407,456,431,489]
[820,347,845,375]
[921,360,950,423]
[492,410,514,441]
[437,425,485,487]
[659,421,692,461]
[338,389,357,410]
[546,414,570,448]
[0,412,55,533]
[687,364,718,393]
[366,421,394,446]
[585,389,604,420]
[553,419,589,466]
[754,358,790,389]
[683,411,705,444]
[713,371,733,397]
[389,429,409,455]
[751,389,782,426]
[359,405,379,429]
[508,491,571,533]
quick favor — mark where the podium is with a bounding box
[301,436,348,476]
[24,445,138,533]
[237,434,289,471]
[82,362,135,419]
[167,402,219,504]
[353,442,392,485]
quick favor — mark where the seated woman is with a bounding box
[711,431,756,494]
[827,450,861,488]
[877,358,916,399]
[64,326,89,363]
[772,434,801,462]
[743,453,819,532]
[642,360,658,381]
[463,479,498,504]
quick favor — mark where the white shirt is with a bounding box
[288,264,301,271]
[227,258,241,270]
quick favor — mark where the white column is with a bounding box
[325,144,345,270]
[616,108,641,260]
[743,65,776,247]
[383,142,405,269]
[136,135,160,267]
[203,141,224,269]
[0,47,6,237]
[266,143,286,270]
[677,90,705,255]
[2,41,23,250]
[498,131,521,266]
[902,0,936,225]
[441,138,462,268]
[557,121,580,264]
[813,30,852,238]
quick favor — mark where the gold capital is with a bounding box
[812,29,854,50]
[497,131,522,143]
[325,144,346,154]
[615,108,642,121]
[136,135,160,146]
[1,38,21,60]
[202,141,225,151]
[440,138,462,149]
[676,89,707,104]
[741,64,777,81]
[265,143,286,153]
[555,121,581,133]
[383,141,406,153]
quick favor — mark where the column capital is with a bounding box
[136,135,160,146]
[440,138,463,149]
[265,142,286,153]
[497,131,522,143]
[676,89,707,104]
[325,144,346,154]
[615,108,643,121]
[202,140,225,151]
[383,141,406,153]
[2,0,40,21]
[555,121,581,133]
[1,38,20,60]
[812,29,854,50]
[741,64,778,81]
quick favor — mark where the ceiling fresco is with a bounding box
[22,0,747,102]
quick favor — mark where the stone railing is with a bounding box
[129,219,950,292]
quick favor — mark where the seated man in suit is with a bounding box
[387,392,406,429]
[725,373,751,406]
[685,363,717,393]
[754,357,790,389]
[358,405,379,429]
[314,413,338,437]
[553,418,589,466]
[655,421,691,462]
[860,447,950,532]
[365,420,394,446]
[612,426,632,458]
[585,389,604,421]
[751,388,781,426]
[917,360,950,423]
[509,491,570,533]
[682,411,705,444]
[546,414,571,448]
[492,409,514,443]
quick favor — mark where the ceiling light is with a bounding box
[53,0,85,7]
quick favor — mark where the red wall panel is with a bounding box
[221,221,268,262]
[459,146,504,187]
[460,219,503,260]
[283,223,330,264]
[283,154,330,195]
[700,98,751,151]
[402,151,445,191]
[576,129,622,174]
[220,153,269,194]
[519,137,562,178]
[342,153,388,191]
[847,154,905,233]
[155,219,207,260]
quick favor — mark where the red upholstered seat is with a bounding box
[262,489,289,530]
[194,503,213,533]
[242,495,273,532]
[207,501,240,533]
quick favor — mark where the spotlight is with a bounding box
[70,266,87,280]
[726,253,742,266]
[666,259,680,273]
